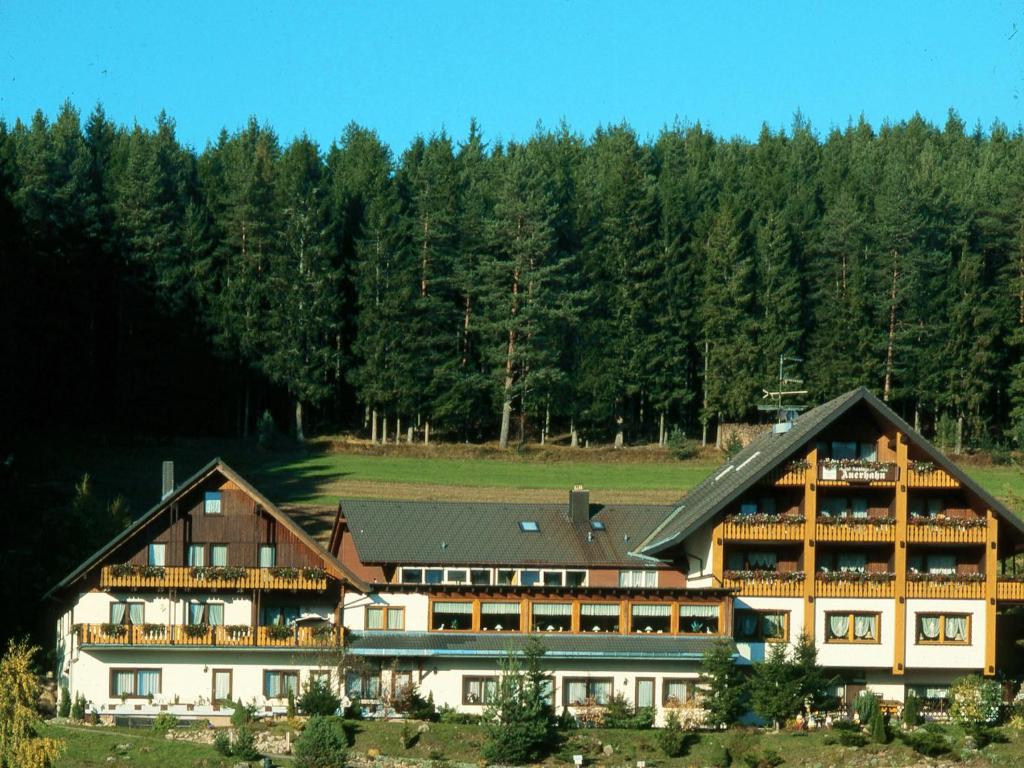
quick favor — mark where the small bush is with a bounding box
[556,707,576,730]
[438,706,481,725]
[742,748,783,768]
[287,688,297,717]
[855,692,881,724]
[667,429,700,460]
[723,431,743,458]
[299,677,341,717]
[899,725,952,757]
[294,715,348,768]
[233,725,261,761]
[151,712,179,735]
[722,730,756,766]
[950,674,1002,727]
[704,739,730,768]
[868,707,889,743]
[70,692,87,721]
[230,698,256,727]
[212,730,232,756]
[400,722,419,750]
[657,711,690,757]
[902,692,921,728]
[257,410,276,448]
[58,684,71,718]
[632,706,655,730]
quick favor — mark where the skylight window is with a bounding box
[590,520,606,531]
[519,521,540,532]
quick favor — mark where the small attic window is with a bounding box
[590,520,606,531]
[204,491,222,515]
[519,521,540,533]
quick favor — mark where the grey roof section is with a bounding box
[637,386,1024,556]
[346,631,731,660]
[341,501,672,567]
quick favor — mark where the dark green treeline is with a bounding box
[3,103,1024,450]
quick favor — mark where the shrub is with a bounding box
[230,698,256,727]
[151,712,179,735]
[632,707,655,730]
[70,693,87,721]
[555,707,576,730]
[212,730,232,756]
[257,410,276,448]
[723,431,744,458]
[704,739,730,768]
[657,711,690,757]
[855,692,880,725]
[400,722,419,750]
[287,688,297,718]
[294,716,348,768]
[899,724,952,757]
[602,693,635,729]
[58,684,71,718]
[748,642,801,729]
[233,725,261,761]
[742,748,783,768]
[667,429,699,460]
[902,692,921,728]
[868,706,889,743]
[950,674,1002,727]
[831,720,867,747]
[700,637,747,728]
[437,706,480,725]
[299,678,341,717]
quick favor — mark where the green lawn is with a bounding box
[43,720,1024,768]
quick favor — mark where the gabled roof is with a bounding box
[44,458,370,598]
[637,386,1024,556]
[341,500,671,567]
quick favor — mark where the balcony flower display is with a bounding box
[223,624,252,639]
[139,623,166,638]
[182,623,210,638]
[816,570,895,583]
[906,571,985,584]
[817,514,895,527]
[786,460,811,471]
[908,515,986,529]
[266,624,294,640]
[269,566,299,580]
[910,461,936,473]
[724,512,805,525]
[99,623,128,637]
[110,563,166,579]
[723,569,805,582]
[302,567,327,580]
[191,565,248,581]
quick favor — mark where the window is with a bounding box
[346,671,381,700]
[851,497,869,519]
[635,678,655,709]
[825,612,880,643]
[520,570,541,586]
[463,676,498,705]
[566,570,587,587]
[446,569,468,584]
[580,603,620,633]
[400,568,423,584]
[735,610,788,641]
[679,604,719,634]
[366,605,405,631]
[925,553,956,575]
[916,614,970,645]
[471,569,491,586]
[148,543,165,567]
[927,498,944,517]
[431,601,472,631]
[110,602,144,625]
[519,521,540,532]
[619,570,658,588]
[630,604,671,633]
[740,501,758,516]
[480,602,520,631]
[496,569,515,585]
[859,442,877,461]
[532,603,572,632]
[212,669,232,702]
[663,678,691,705]
[543,571,564,587]
[590,520,606,531]
[564,678,613,706]
[392,670,414,697]
[907,684,950,706]
[188,602,206,625]
[206,603,224,626]
[110,668,161,698]
[258,544,276,568]
[204,491,222,515]
[820,496,847,517]
[262,605,299,626]
[832,441,858,460]
[187,544,205,567]
[425,569,444,585]
[759,496,777,515]
[837,552,867,573]
[210,544,228,567]
[263,670,299,698]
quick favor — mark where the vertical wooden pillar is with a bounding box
[712,521,724,586]
[985,509,998,676]
[893,433,909,676]
[803,447,818,640]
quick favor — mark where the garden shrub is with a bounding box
[899,724,952,757]
[667,429,699,460]
[151,712,179,735]
[212,731,232,756]
[230,698,256,727]
[70,693,87,721]
[722,730,756,766]
[293,715,348,768]
[299,677,342,717]
[855,692,881,725]
[438,706,481,725]
[400,722,419,749]
[233,725,261,761]
[704,739,730,768]
[949,674,1002,727]
[632,706,655,730]
[287,688,297,717]
[657,711,690,757]
[58,684,71,718]
[602,693,634,728]
[868,706,889,743]
[831,721,867,747]
[742,748,783,768]
[902,692,921,728]
[257,410,276,448]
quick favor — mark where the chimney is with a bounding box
[569,484,590,527]
[161,461,174,500]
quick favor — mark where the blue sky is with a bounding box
[1,1,1022,151]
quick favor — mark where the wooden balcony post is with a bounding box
[985,509,998,676]
[893,433,909,676]
[711,521,724,586]
[803,447,818,640]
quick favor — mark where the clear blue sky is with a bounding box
[1,1,1022,152]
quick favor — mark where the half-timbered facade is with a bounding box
[49,387,1024,721]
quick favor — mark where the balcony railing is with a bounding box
[77,623,341,648]
[997,580,1024,601]
[722,517,805,542]
[99,565,329,592]
[814,574,895,598]
[905,577,985,599]
[906,519,987,544]
[906,467,959,489]
[815,518,895,543]
[722,571,805,597]
[764,466,807,486]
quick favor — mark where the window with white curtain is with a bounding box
[213,669,232,701]
[431,601,473,631]
[187,544,205,567]
[263,670,298,698]
[663,679,690,705]
[735,609,788,641]
[636,678,655,709]
[916,613,970,644]
[564,678,613,706]
[580,604,620,633]
[630,604,671,633]
[206,603,224,626]
[825,612,878,643]
[480,602,520,632]
[111,668,161,698]
[532,603,572,632]
[463,676,499,705]
[148,543,165,567]
[925,554,956,575]
[210,544,228,566]
[110,602,144,625]
[618,570,658,588]
[204,491,222,515]
[679,604,719,634]
[258,544,276,568]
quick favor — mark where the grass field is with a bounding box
[31,433,1024,512]
[42,719,1024,768]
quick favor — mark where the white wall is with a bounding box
[733,597,804,664]
[343,592,430,632]
[814,598,895,670]
[904,599,985,670]
[682,521,716,587]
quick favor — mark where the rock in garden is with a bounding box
[602,744,614,756]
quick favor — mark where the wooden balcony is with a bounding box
[764,466,807,486]
[815,520,895,543]
[99,565,329,592]
[906,467,959,489]
[906,520,986,544]
[77,623,341,648]
[723,573,804,597]
[722,519,805,542]
[997,580,1024,601]
[905,578,985,599]
[814,576,895,598]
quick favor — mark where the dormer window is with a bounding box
[590,520,605,531]
[204,492,222,515]
[519,521,540,533]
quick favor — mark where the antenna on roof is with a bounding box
[757,354,809,433]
